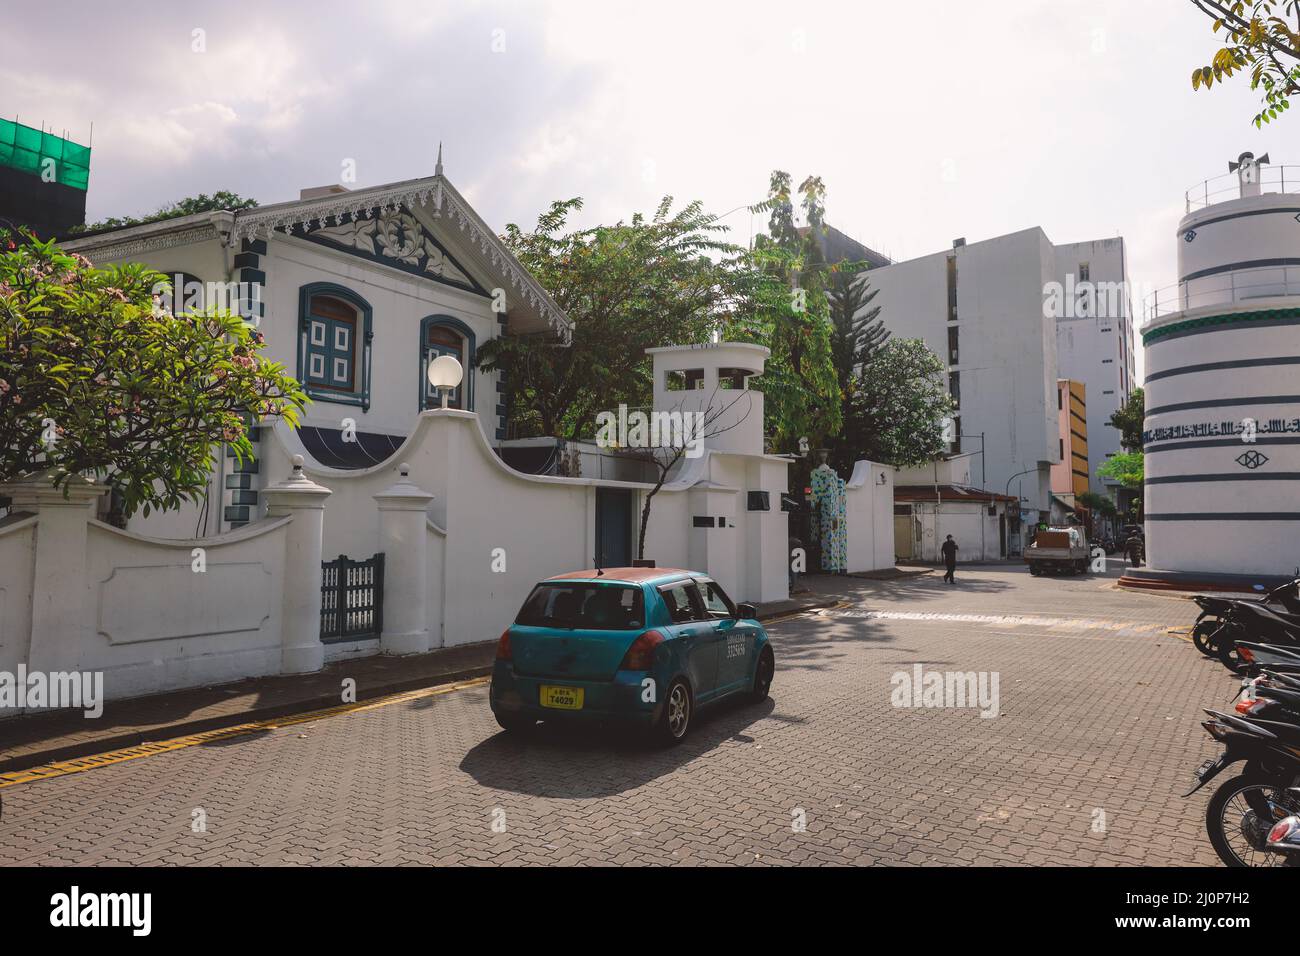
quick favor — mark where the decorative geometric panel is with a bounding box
[309,353,325,379]
[1236,449,1269,469]
[310,321,326,346]
[304,207,479,291]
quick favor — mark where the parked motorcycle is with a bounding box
[1234,642,1300,676]
[1213,599,1300,670]
[1189,708,1300,866]
[1234,668,1300,719]
[1191,574,1300,658]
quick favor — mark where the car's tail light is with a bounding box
[495,629,512,661]
[620,629,665,670]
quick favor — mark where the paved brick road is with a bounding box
[0,563,1232,865]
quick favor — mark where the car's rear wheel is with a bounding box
[748,646,774,703]
[494,712,534,734]
[652,678,692,746]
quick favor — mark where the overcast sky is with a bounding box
[3,0,1290,382]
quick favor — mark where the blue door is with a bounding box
[595,488,632,568]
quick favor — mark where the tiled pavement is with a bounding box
[0,561,1230,865]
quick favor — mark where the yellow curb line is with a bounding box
[0,676,490,791]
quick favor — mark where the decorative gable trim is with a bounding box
[60,171,573,344]
[234,176,571,343]
[293,206,486,295]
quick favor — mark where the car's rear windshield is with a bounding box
[516,583,645,630]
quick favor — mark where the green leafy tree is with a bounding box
[831,338,955,473]
[1097,450,1145,489]
[1108,386,1144,451]
[1077,490,1119,518]
[0,232,306,518]
[732,171,842,452]
[477,197,743,439]
[827,268,889,398]
[1189,0,1300,125]
[74,191,260,234]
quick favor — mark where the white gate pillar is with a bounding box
[374,463,435,656]
[1,473,107,674]
[263,454,331,674]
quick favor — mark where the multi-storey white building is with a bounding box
[859,226,1135,539]
[1052,238,1137,507]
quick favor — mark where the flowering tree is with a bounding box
[0,232,306,518]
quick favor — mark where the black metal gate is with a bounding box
[321,553,384,643]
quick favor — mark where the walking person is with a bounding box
[941,534,959,584]
[1124,529,1144,569]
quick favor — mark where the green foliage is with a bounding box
[724,171,842,451]
[73,191,260,234]
[0,231,306,517]
[1189,0,1300,125]
[1077,490,1119,517]
[831,338,955,472]
[477,197,743,439]
[1097,450,1145,489]
[827,267,889,398]
[1108,386,1144,451]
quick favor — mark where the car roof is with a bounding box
[543,567,699,587]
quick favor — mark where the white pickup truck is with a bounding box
[1025,526,1092,576]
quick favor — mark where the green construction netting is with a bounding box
[0,119,91,190]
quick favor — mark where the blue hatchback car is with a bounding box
[490,568,774,745]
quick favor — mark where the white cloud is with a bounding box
[2,0,1289,384]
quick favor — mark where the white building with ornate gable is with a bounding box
[62,155,569,539]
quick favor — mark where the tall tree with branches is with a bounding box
[827,267,888,398]
[1189,0,1300,126]
[728,171,842,453]
[477,197,742,439]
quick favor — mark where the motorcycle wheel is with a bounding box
[1205,775,1300,867]
[1192,621,1221,657]
[1216,630,1244,671]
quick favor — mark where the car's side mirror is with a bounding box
[736,602,757,620]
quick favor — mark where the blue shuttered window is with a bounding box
[297,284,373,410]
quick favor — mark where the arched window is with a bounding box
[297,283,373,409]
[419,316,475,411]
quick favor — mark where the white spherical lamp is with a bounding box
[426,355,464,409]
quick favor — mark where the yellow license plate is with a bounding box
[540,685,584,710]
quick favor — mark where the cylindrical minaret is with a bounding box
[1138,154,1300,585]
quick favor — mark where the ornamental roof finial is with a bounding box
[436,142,443,177]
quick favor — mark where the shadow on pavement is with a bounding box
[459,695,778,798]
